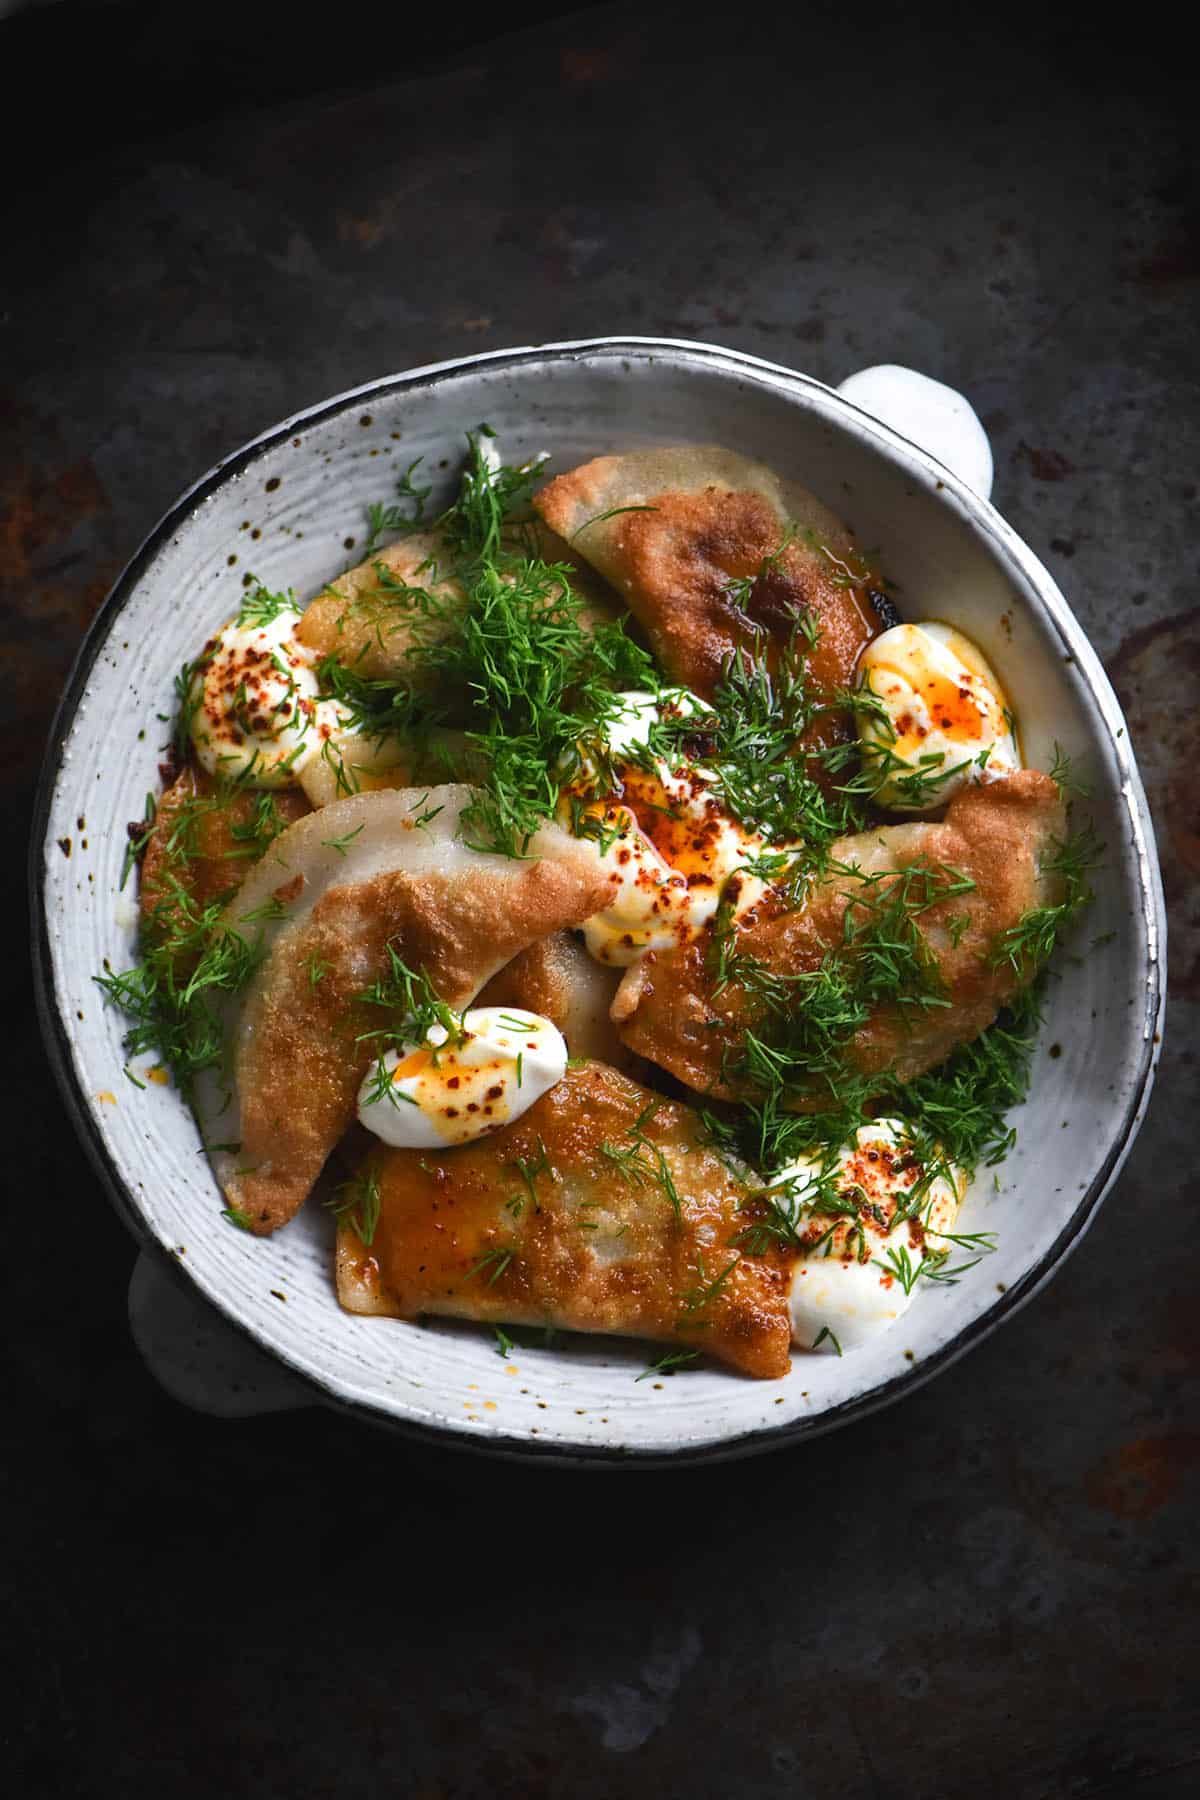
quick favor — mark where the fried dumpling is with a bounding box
[297,726,485,810]
[335,1059,792,1377]
[617,770,1066,1102]
[294,533,464,684]
[194,786,612,1235]
[534,445,879,700]
[140,765,310,953]
[294,523,622,693]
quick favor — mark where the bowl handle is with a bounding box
[128,1252,316,1417]
[836,365,994,501]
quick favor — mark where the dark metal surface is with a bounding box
[5,4,1197,1794]
[28,337,1167,1473]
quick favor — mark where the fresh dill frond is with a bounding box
[506,1140,551,1216]
[713,860,971,1119]
[598,1101,682,1223]
[95,888,266,1097]
[635,1350,700,1380]
[362,459,433,555]
[325,1166,383,1246]
[304,952,330,988]
[335,432,658,856]
[313,651,430,742]
[650,633,868,866]
[354,941,466,1057]
[733,1152,851,1254]
[987,824,1102,978]
[466,1245,517,1287]
[236,581,298,629]
[120,792,158,891]
[677,1253,740,1328]
[172,652,212,760]
[320,822,365,857]
[438,428,544,563]
[223,789,292,861]
[1047,742,1090,800]
[572,503,660,539]
[721,523,802,616]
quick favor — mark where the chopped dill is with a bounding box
[325,1166,382,1246]
[677,1254,740,1328]
[636,1350,700,1380]
[94,887,265,1098]
[120,792,158,891]
[362,459,433,555]
[354,943,466,1105]
[812,1325,843,1356]
[598,1100,682,1223]
[304,952,330,988]
[506,1140,551,1217]
[987,825,1102,977]
[322,429,656,855]
[713,860,973,1110]
[320,822,365,857]
[466,1245,517,1287]
[572,503,660,539]
[237,581,298,629]
[705,975,1050,1182]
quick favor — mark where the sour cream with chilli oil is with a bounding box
[782,1119,967,1353]
[563,689,769,967]
[357,1007,567,1149]
[189,603,350,788]
[855,622,1019,812]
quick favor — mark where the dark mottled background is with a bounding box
[4,2,1197,1795]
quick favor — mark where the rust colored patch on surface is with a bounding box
[0,455,109,581]
[1086,1435,1200,1519]
[0,396,121,777]
[1016,441,1075,481]
[1107,607,1200,995]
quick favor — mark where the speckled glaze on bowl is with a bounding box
[32,339,1166,1465]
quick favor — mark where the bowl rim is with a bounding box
[30,335,1168,1466]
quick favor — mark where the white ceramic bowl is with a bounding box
[32,338,1166,1464]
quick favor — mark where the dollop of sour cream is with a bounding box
[855,622,1019,812]
[189,604,350,788]
[562,690,768,967]
[782,1119,965,1353]
[356,1006,567,1149]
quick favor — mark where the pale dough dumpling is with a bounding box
[295,533,463,684]
[297,726,484,810]
[294,521,622,695]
